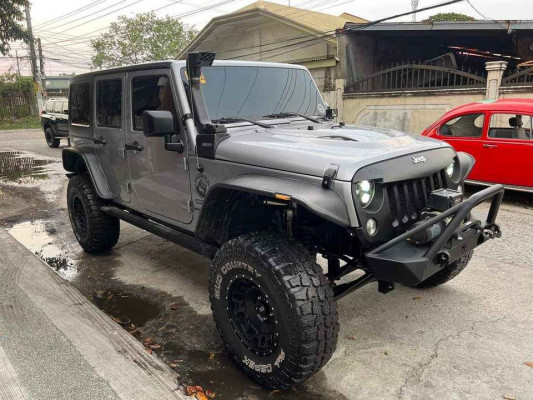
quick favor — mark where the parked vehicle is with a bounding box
[62,53,504,389]
[41,97,69,148]
[422,99,533,192]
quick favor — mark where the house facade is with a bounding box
[338,21,533,133]
[179,0,366,109]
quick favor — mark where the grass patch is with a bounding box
[0,115,41,130]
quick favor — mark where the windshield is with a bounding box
[180,65,326,121]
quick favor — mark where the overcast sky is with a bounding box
[2,0,532,75]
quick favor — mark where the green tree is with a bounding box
[422,13,476,23]
[0,0,30,55]
[90,12,197,69]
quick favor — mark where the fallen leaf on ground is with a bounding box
[95,290,104,298]
[384,350,389,356]
[112,316,131,325]
[186,386,197,395]
[205,389,216,398]
[145,348,153,354]
[170,303,179,310]
[208,352,215,360]
[195,393,208,400]
[346,334,357,341]
[502,395,515,400]
[149,344,161,349]
[143,337,152,345]
[107,293,114,300]
[412,296,421,300]
[270,389,281,395]
[524,362,533,367]
[158,326,166,331]
[170,363,179,368]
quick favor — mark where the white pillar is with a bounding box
[485,61,508,100]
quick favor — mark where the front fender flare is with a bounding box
[196,174,350,243]
[62,148,113,200]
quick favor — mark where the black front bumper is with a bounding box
[365,185,504,287]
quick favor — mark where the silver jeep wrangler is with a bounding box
[63,52,503,389]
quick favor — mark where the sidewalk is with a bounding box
[0,229,186,400]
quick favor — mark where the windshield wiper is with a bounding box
[263,112,321,124]
[211,116,273,129]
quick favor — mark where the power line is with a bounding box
[34,0,108,29]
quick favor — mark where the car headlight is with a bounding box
[445,162,455,177]
[355,180,375,208]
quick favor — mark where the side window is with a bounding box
[70,82,91,126]
[97,79,122,128]
[488,113,532,140]
[131,75,176,131]
[53,101,63,113]
[439,113,484,137]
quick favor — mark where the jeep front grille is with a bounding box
[387,171,447,227]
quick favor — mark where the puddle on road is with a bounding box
[0,150,56,184]
[8,220,79,280]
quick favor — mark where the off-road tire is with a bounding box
[415,251,473,288]
[67,174,120,253]
[209,232,339,389]
[44,127,60,148]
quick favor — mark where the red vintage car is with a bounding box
[422,99,533,192]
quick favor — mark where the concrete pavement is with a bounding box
[0,229,186,400]
[1,129,533,399]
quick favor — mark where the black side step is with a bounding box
[101,206,218,259]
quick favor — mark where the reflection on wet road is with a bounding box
[0,150,55,183]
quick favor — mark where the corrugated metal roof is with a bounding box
[343,20,533,32]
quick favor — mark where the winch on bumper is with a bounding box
[364,184,504,287]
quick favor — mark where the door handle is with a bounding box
[125,142,144,151]
[483,144,498,148]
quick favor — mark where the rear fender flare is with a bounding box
[196,174,350,243]
[62,148,113,200]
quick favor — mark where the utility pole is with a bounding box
[37,38,45,78]
[15,50,21,75]
[24,4,43,113]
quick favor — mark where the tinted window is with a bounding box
[70,82,91,125]
[131,75,176,131]
[53,101,63,113]
[180,66,326,121]
[488,113,532,140]
[439,113,484,137]
[97,79,122,128]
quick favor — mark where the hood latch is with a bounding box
[322,164,339,189]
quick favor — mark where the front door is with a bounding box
[126,69,192,223]
[94,74,131,203]
[480,112,533,187]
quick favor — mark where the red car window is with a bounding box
[488,113,532,140]
[438,113,484,138]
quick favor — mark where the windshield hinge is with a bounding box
[322,164,339,189]
[181,113,193,124]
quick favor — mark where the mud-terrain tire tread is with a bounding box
[44,127,60,148]
[209,231,339,389]
[415,251,473,288]
[67,174,119,253]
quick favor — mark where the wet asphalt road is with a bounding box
[1,129,533,400]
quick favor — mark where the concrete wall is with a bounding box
[342,90,486,133]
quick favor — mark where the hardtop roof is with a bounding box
[447,99,533,115]
[70,59,308,81]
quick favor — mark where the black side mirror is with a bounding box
[142,110,174,137]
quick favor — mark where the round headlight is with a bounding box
[355,180,375,208]
[445,162,455,177]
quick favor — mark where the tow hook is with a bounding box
[482,223,502,240]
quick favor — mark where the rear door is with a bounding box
[435,112,486,180]
[53,100,68,134]
[480,112,533,187]
[126,69,192,223]
[94,74,131,203]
